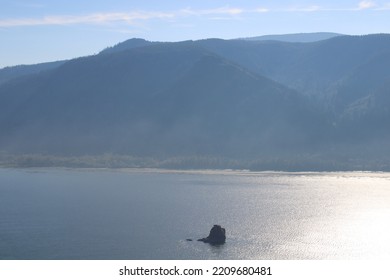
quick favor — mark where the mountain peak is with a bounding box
[99,38,155,55]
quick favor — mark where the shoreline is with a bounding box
[1,153,390,173]
[1,165,389,178]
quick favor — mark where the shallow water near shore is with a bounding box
[1,168,389,259]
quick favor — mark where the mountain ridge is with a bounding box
[239,32,343,42]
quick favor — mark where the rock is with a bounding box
[198,225,226,244]
[186,239,193,241]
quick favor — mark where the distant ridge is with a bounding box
[0,33,343,84]
[240,32,343,43]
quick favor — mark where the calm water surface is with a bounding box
[0,168,389,259]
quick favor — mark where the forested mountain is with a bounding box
[1,34,390,170]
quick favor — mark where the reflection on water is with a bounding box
[0,168,389,259]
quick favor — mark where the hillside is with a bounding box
[1,34,390,170]
[0,43,322,159]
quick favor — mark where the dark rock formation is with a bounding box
[198,225,226,244]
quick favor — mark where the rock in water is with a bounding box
[198,225,226,244]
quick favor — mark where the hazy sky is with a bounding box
[1,0,390,68]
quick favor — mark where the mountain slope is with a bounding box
[0,43,321,158]
[197,34,390,98]
[329,50,390,113]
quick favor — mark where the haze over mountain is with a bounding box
[240,32,343,42]
[1,33,390,170]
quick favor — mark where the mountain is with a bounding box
[240,32,343,42]
[1,34,390,170]
[196,34,390,98]
[0,43,324,160]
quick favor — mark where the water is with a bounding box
[0,168,389,260]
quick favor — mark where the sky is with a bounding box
[1,0,390,68]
